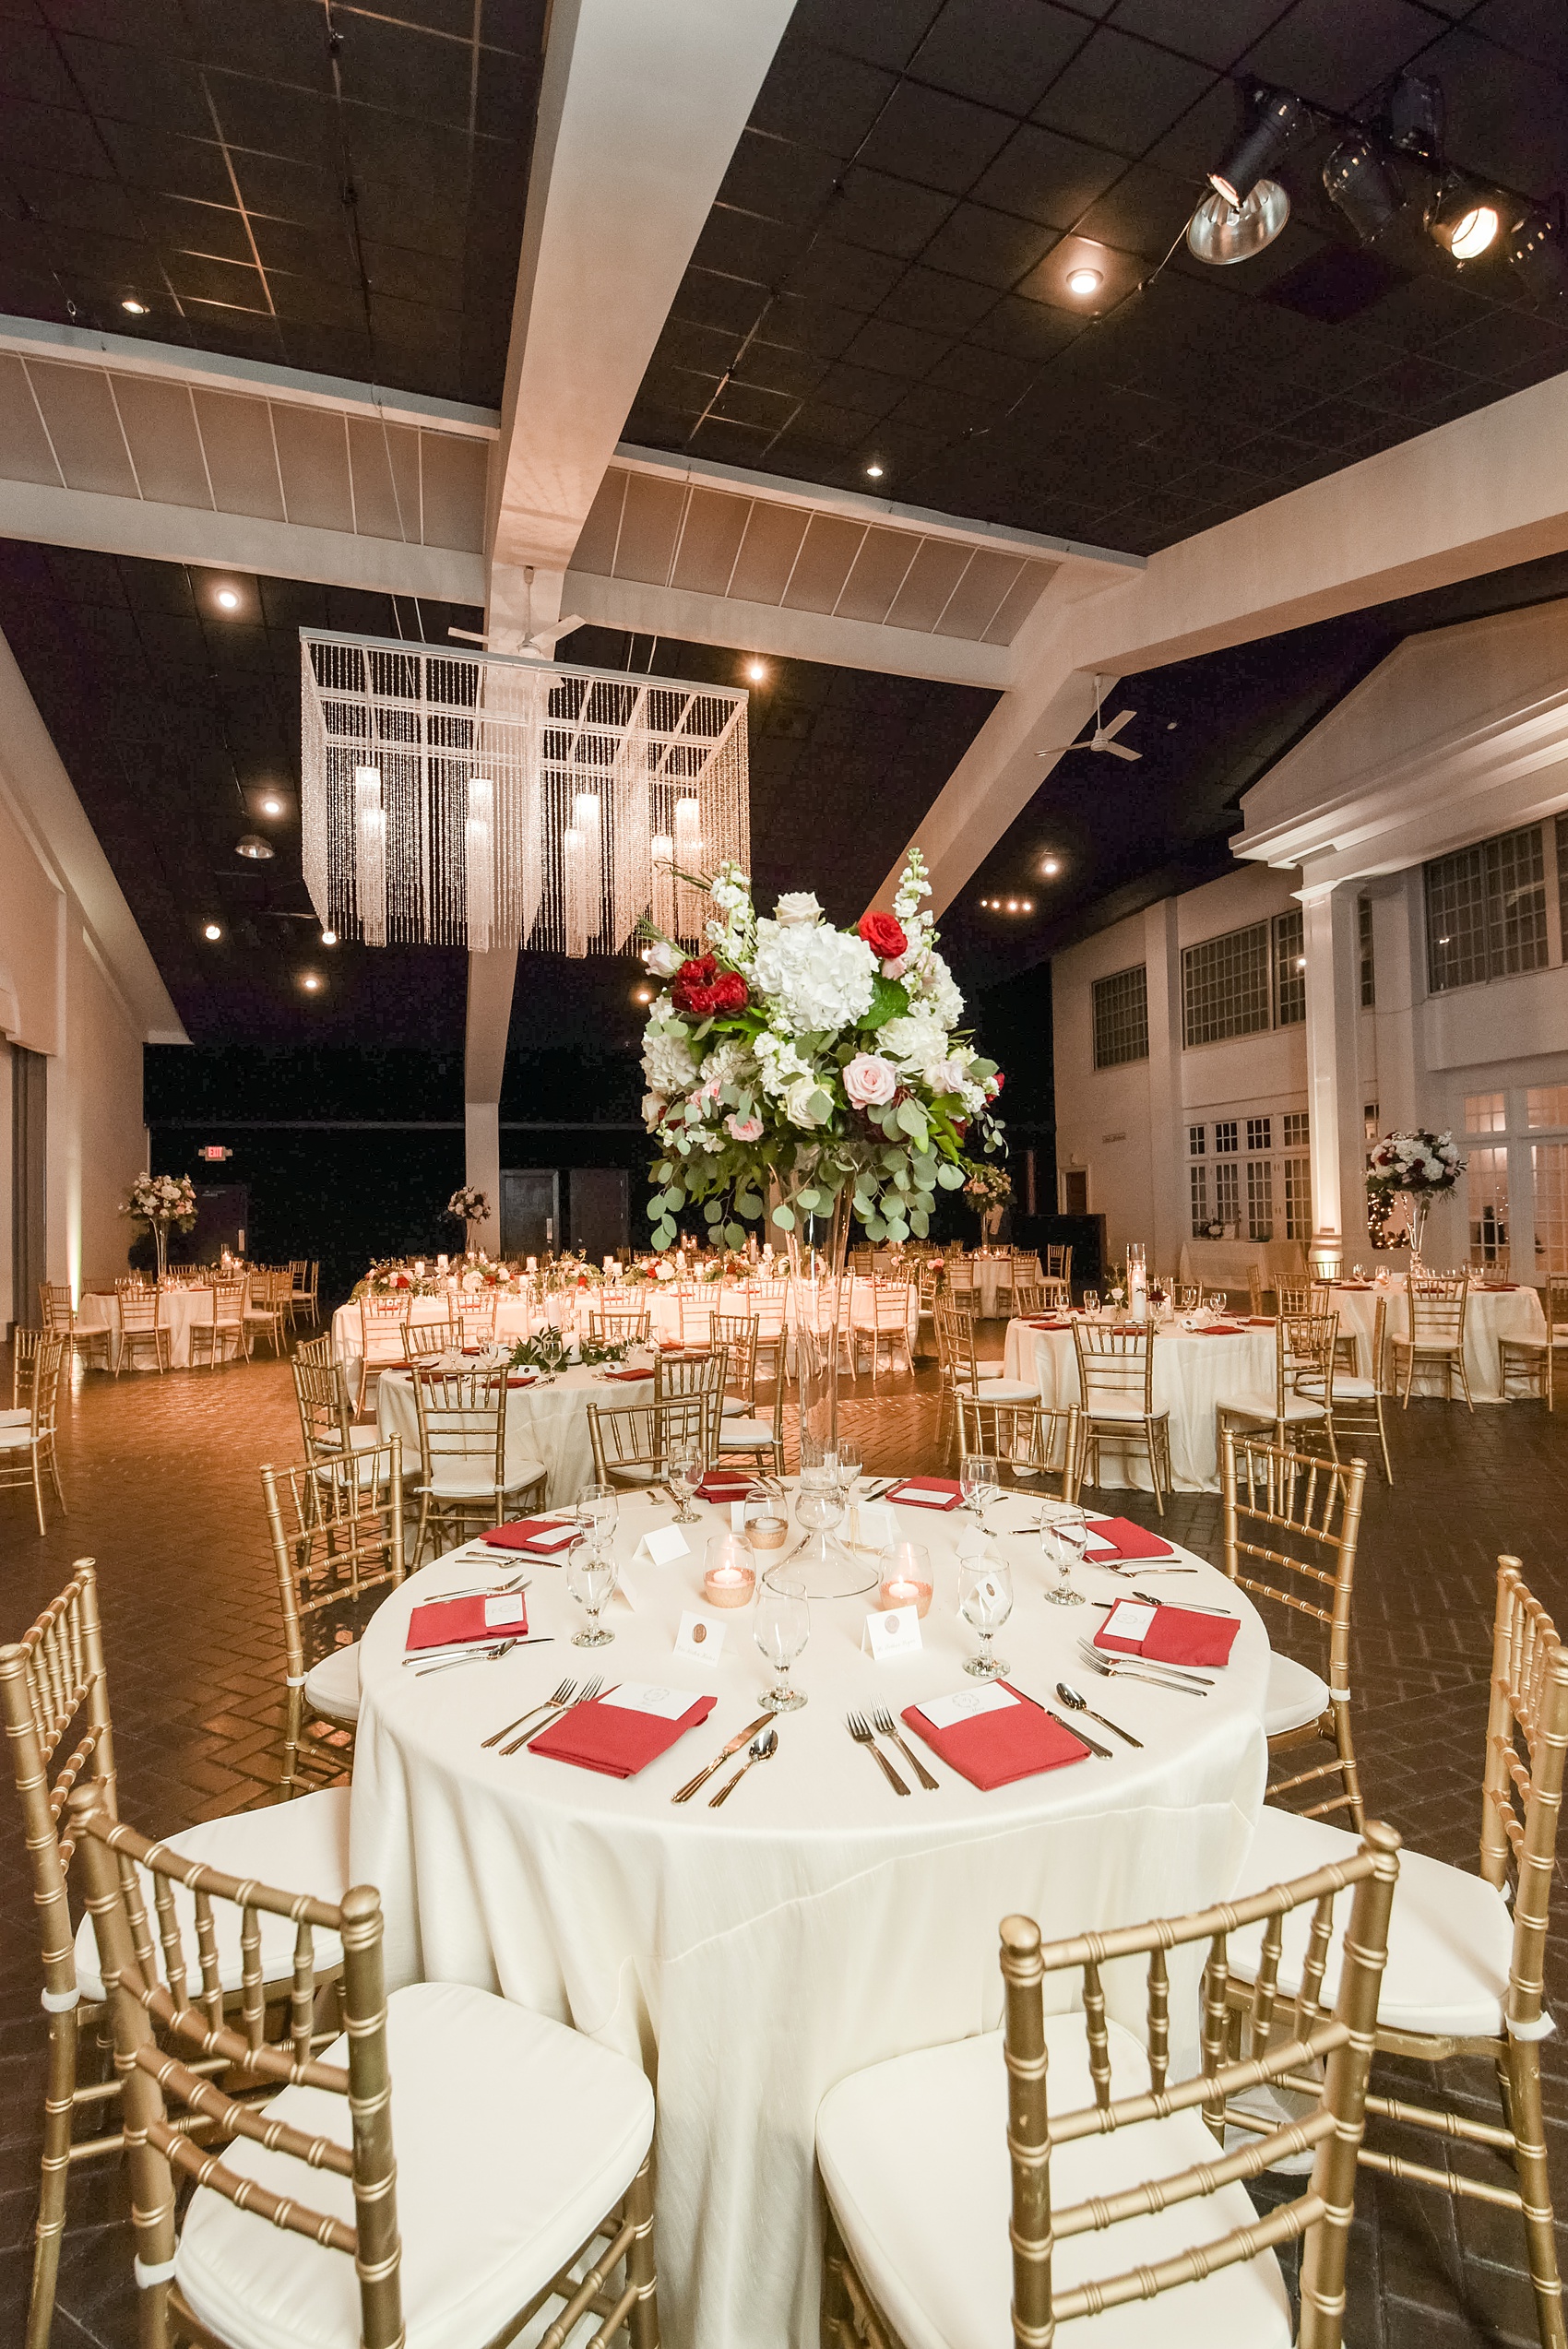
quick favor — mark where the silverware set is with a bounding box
[845,1707,940,1794]
[408,1635,544,1678]
[1074,1638,1213,1696]
[1054,1679,1141,1748]
[671,1713,776,1803]
[481,1675,608,1753]
[707,1726,778,1806]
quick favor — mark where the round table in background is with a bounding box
[375,1362,655,1510]
[1004,1313,1277,1493]
[73,1286,238,1370]
[1322,1279,1545,1401]
[350,1490,1268,2349]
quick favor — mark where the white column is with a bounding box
[1141,898,1185,1275]
[1301,879,1363,1275]
[465,948,517,1210]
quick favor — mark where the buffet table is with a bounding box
[350,1490,1268,2349]
[1004,1313,1277,1492]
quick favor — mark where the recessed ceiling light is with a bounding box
[864,460,885,479]
[300,971,322,992]
[216,588,240,611]
[320,928,337,946]
[1006,898,1018,911]
[1167,720,1178,730]
[235,834,273,860]
[1022,899,1034,912]
[1065,267,1102,296]
[258,793,284,816]
[631,985,653,1005]
[202,920,223,941]
[121,296,148,315]
[746,658,767,682]
[1039,855,1062,879]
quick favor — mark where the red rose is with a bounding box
[710,972,749,1014]
[858,911,907,961]
[671,955,718,1014]
[988,1072,1004,1097]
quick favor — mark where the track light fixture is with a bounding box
[1187,180,1290,266]
[1208,89,1307,210]
[1385,74,1443,165]
[1429,178,1501,263]
[1510,203,1568,304]
[1323,133,1404,243]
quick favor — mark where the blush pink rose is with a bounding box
[725,1111,764,1142]
[844,1051,897,1109]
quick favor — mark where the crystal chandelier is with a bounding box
[299,631,750,955]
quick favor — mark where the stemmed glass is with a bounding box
[755,1576,810,1711]
[960,1453,1000,1525]
[1081,1288,1099,1317]
[1042,1506,1087,1606]
[664,1440,704,1524]
[565,1536,617,1646]
[958,1557,1013,1679]
[835,1439,862,1499]
[576,1481,619,1546]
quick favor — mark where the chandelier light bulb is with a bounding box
[320,929,337,946]
[1040,855,1062,878]
[746,658,767,682]
[259,793,283,816]
[301,972,322,992]
[864,461,885,479]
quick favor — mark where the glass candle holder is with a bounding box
[877,1540,932,1619]
[749,1513,789,1551]
[703,1534,756,1609]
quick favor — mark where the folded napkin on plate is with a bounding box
[696,1474,756,1502]
[901,1683,1089,1791]
[1193,1323,1243,1335]
[505,1373,538,1389]
[405,1588,528,1653]
[1247,1316,1277,1326]
[1083,1516,1175,1562]
[1024,1318,1072,1329]
[1094,1596,1237,1669]
[481,1516,578,1554]
[1478,1283,1517,1291]
[529,1686,716,1777]
[886,1476,963,1510]
[600,1367,652,1382]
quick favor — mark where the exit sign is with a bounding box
[197,1145,232,1162]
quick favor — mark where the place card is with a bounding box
[854,1502,897,1551]
[482,1594,527,1628]
[610,1566,638,1610]
[674,1608,728,1667]
[861,1604,921,1662]
[636,1525,690,1566]
[917,1684,1018,1731]
[600,1681,704,1719]
[1100,1598,1157,1643]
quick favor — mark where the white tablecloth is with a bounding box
[74,1287,242,1370]
[376,1362,655,1509]
[1323,1280,1546,1401]
[1004,1314,1277,1492]
[942,1255,1023,1315]
[351,1493,1268,2349]
[1177,1239,1307,1294]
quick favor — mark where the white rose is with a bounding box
[750,920,875,1035]
[773,891,823,927]
[644,939,684,979]
[783,1075,827,1129]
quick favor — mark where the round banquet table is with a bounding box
[1322,1278,1546,1401]
[73,1285,242,1370]
[350,1489,1269,2349]
[375,1361,654,1510]
[1004,1312,1278,1493]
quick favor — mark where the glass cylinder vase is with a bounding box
[1402,1192,1431,1272]
[782,1185,850,1466]
[153,1218,169,1282]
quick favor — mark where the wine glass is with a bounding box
[565,1537,617,1646]
[664,1439,704,1524]
[957,1557,1013,1679]
[1081,1288,1099,1317]
[835,1438,862,1498]
[1042,1507,1087,1607]
[959,1453,1000,1524]
[755,1576,810,1711]
[576,1481,619,1548]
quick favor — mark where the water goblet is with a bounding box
[1042,1506,1087,1606]
[755,1576,810,1711]
[957,1557,1013,1679]
[565,1536,617,1647]
[835,1438,862,1498]
[959,1453,1000,1524]
[1081,1288,1099,1317]
[576,1481,619,1547]
[665,1441,704,1524]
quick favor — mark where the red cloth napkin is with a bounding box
[1024,1318,1072,1329]
[1247,1317,1277,1326]
[1194,1324,1244,1335]
[1478,1283,1517,1291]
[529,1691,716,1777]
[886,1476,963,1511]
[405,1590,529,1652]
[601,1367,652,1382]
[901,1684,1090,1791]
[696,1474,755,1502]
[505,1373,538,1388]
[481,1516,577,1553]
[1095,1603,1238,1669]
[1085,1517,1175,1561]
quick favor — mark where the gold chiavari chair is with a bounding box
[293,1328,334,1370]
[749,1276,790,1385]
[591,1305,653,1345]
[711,1310,759,1412]
[1277,1280,1315,1317]
[850,1279,915,1384]
[291,1350,383,1477]
[944,1260,981,1312]
[68,1785,660,2349]
[1010,1281,1047,1317]
[1309,1294,1394,1483]
[1499,1271,1568,1410]
[1226,1559,1568,2349]
[261,1441,404,1797]
[0,1561,354,2349]
[1472,1245,1512,1278]
[1217,1310,1338,1462]
[41,1278,114,1372]
[818,1829,1400,2349]
[1308,1279,1360,1379]
[849,1245,876,1278]
[932,1296,1036,1400]
[456,1292,499,1347]
[410,1367,547,1562]
[403,1311,455,1362]
[116,1283,171,1373]
[714,1369,786,1476]
[356,1292,411,1414]
[189,1275,250,1369]
[588,1394,707,1489]
[1071,1321,1172,1513]
[955,1394,1081,1500]
[1391,1271,1473,1407]
[1221,1431,1366,1829]
[244,1266,290,1358]
[654,1345,730,1458]
[0,1328,66,1534]
[1012,1251,1042,1289]
[677,1284,715,1346]
[289,1258,319,1328]
[1045,1240,1073,1285]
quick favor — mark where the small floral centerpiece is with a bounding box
[964,1158,1012,1238]
[120,1172,197,1280]
[1366,1128,1465,1263]
[447,1185,492,1253]
[508,1328,632,1377]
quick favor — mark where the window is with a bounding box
[1182,921,1270,1045]
[1283,1110,1309,1148]
[1284,1156,1312,1240]
[1246,1116,1272,1152]
[1425,824,1548,992]
[1526,1086,1568,1130]
[1188,1124,1206,1156]
[1358,894,1375,1007]
[1246,1158,1274,1240]
[1363,1102,1380,1141]
[1215,1119,1238,1154]
[1215,1161,1240,1228]
[1465,1092,1505,1134]
[1092,965,1148,1068]
[1189,1164,1208,1238]
[1533,1145,1568,1274]
[1272,908,1306,1026]
[1467,1145,1509,1265]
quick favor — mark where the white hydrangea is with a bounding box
[879,1005,955,1086]
[642,1020,699,1098]
[914,949,964,1029]
[697,1038,754,1091]
[754,1029,814,1097]
[751,919,875,1035]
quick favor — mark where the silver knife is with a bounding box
[671,1712,776,1803]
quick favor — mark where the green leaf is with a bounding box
[704,1199,723,1223]
[735,1191,763,1219]
[808,1089,833,1124]
[772,1204,795,1230]
[861,974,910,1032]
[865,1214,886,1240]
[935,1162,965,1190]
[724,1222,745,1250]
[896,1099,927,1141]
[796,1186,819,1212]
[910,1208,930,1237]
[665,1183,686,1208]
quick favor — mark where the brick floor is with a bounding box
[2,1339,1566,2345]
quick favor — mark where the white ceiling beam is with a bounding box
[876,367,1568,920]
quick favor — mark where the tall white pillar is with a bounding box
[1300,879,1363,1275]
[465,948,517,1223]
[1141,898,1185,1275]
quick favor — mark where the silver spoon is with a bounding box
[410,1635,540,1677]
[1056,1679,1142,1749]
[708,1725,778,1807]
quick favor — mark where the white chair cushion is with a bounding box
[1313,1373,1377,1397]
[175,1977,655,2349]
[817,2019,1291,2349]
[427,1455,545,1499]
[303,1643,362,1726]
[1082,1397,1155,1421]
[1218,1393,1325,1425]
[74,1788,351,2007]
[974,1377,1038,1403]
[1228,1806,1514,2040]
[720,1394,748,1417]
[0,1405,30,1425]
[0,1422,37,1451]
[1264,1650,1331,1738]
[719,1417,775,1447]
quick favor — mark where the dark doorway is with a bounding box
[12,1044,45,1324]
[501,1169,560,1258]
[568,1168,629,1261]
[186,1186,249,1263]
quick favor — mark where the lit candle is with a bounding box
[526,1255,537,1273]
[436,1253,448,1272]
[877,1539,932,1619]
[703,1534,756,1608]
[415,1259,425,1277]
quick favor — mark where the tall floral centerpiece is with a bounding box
[1366,1129,1465,1266]
[447,1186,492,1257]
[639,848,1004,1471]
[121,1172,197,1281]
[965,1159,1012,1240]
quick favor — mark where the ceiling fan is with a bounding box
[448,566,587,660]
[1044,675,1142,763]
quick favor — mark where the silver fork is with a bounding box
[1075,1643,1210,1698]
[410,1637,527,1678]
[847,1711,909,1795]
[870,1704,939,1791]
[482,1677,573,1749]
[502,1675,605,1755]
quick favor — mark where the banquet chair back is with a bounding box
[655,1346,730,1455]
[0,1328,67,1535]
[190,1276,249,1370]
[1499,1271,1568,1410]
[955,1395,1081,1501]
[410,1369,541,1559]
[820,1830,1400,2349]
[1277,1282,1316,1318]
[293,1330,333,1370]
[750,1279,790,1382]
[457,1295,498,1346]
[289,1259,320,1327]
[1320,1296,1394,1484]
[291,1352,359,1465]
[244,1266,291,1357]
[1221,1432,1367,1829]
[1071,1322,1171,1513]
[357,1294,411,1414]
[262,1441,404,1798]
[849,1246,876,1278]
[677,1287,715,1345]
[853,1282,914,1385]
[404,1313,454,1361]
[116,1285,170,1374]
[591,1306,652,1345]
[589,1395,707,1485]
[1045,1242,1073,1284]
[711,1311,759,1406]
[1472,1246,1511,1277]
[0,1560,118,2349]
[1394,1274,1473,1409]
[1218,1314,1338,1463]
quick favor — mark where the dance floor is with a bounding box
[1,1344,1564,2348]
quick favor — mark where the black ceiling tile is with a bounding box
[970,120,1126,229]
[1467,0,1568,75]
[917,199,1058,288]
[9,164,146,239]
[359,237,464,308]
[471,0,549,51]
[903,0,1087,115]
[1354,271,1495,355]
[226,148,344,226]
[787,395,875,449]
[337,109,476,202]
[1405,378,1503,431]
[854,80,1017,196]
[753,288,869,362]
[691,205,803,285]
[206,76,340,168]
[1278,393,1398,447]
[350,172,469,256]
[181,0,335,88]
[474,45,541,142]
[158,244,270,307]
[842,312,955,376]
[1103,0,1295,71]
[57,32,214,133]
[1420,25,1568,194]
[1031,28,1217,156]
[719,128,844,229]
[784,235,909,311]
[772,4,941,85]
[333,12,478,124]
[1140,75,1248,181]
[684,412,776,467]
[827,164,957,258]
[966,289,1087,359]
[248,210,358,284]
[882,375,994,439]
[652,313,742,376]
[749,37,898,157]
[923,338,1039,405]
[876,260,999,333]
[711,377,798,430]
[137,192,257,265]
[0,21,86,107]
[1074,159,1199,259]
[812,354,909,412]
[0,97,114,179]
[1241,0,1447,111]
[735,337,831,398]
[1436,302,1568,381]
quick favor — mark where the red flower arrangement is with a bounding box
[858,910,907,962]
[672,955,749,1017]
